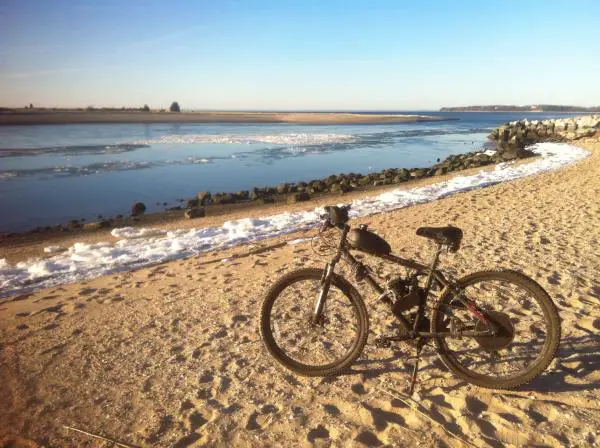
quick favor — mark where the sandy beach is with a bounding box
[0,110,447,126]
[1,136,599,447]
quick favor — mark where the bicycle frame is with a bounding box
[313,224,497,339]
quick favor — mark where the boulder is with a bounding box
[411,168,428,178]
[131,202,146,216]
[236,190,249,200]
[197,191,211,204]
[277,183,290,194]
[358,175,372,186]
[325,175,338,186]
[330,183,349,194]
[184,207,206,219]
[68,219,82,230]
[83,220,111,230]
[309,181,326,193]
[213,194,235,205]
[250,188,263,200]
[288,192,310,204]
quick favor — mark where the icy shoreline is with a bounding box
[0,142,589,297]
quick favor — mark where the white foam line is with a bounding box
[0,143,589,297]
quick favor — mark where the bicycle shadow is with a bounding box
[522,332,600,393]
[344,332,600,394]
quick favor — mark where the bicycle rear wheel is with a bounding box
[260,268,368,376]
[431,270,560,389]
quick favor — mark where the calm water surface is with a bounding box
[0,112,578,231]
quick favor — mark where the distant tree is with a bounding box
[142,104,150,112]
[169,101,181,112]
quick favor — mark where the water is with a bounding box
[0,112,579,231]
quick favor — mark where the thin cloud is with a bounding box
[1,65,122,79]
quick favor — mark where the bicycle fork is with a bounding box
[312,263,334,325]
[312,225,349,325]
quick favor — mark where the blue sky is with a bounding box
[1,0,599,110]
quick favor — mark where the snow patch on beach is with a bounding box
[0,143,589,297]
[132,133,358,146]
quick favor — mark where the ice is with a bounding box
[132,133,358,146]
[111,227,168,239]
[0,143,589,297]
[43,246,66,254]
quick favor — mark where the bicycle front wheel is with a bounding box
[431,270,560,389]
[260,268,368,376]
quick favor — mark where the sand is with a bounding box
[1,137,599,447]
[0,110,447,126]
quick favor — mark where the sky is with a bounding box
[1,0,599,110]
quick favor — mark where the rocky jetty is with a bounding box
[489,115,600,160]
[193,150,505,210]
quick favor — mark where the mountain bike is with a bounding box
[260,205,560,393]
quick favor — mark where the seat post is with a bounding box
[424,243,443,290]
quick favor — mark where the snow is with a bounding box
[43,246,66,254]
[0,142,589,297]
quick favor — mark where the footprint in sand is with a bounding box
[78,288,97,296]
[246,405,277,431]
[307,424,330,444]
[351,383,367,395]
[323,404,341,416]
[354,430,383,447]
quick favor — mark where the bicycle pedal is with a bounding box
[374,337,392,349]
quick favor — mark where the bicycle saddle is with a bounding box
[416,226,463,252]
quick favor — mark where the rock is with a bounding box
[197,192,211,204]
[325,175,338,186]
[131,202,146,216]
[187,198,200,208]
[330,183,349,194]
[255,197,275,204]
[277,183,290,194]
[309,180,326,192]
[83,220,110,231]
[434,167,446,176]
[68,219,82,230]
[236,190,249,200]
[184,207,206,219]
[411,168,428,178]
[358,175,372,186]
[250,188,263,200]
[213,194,235,205]
[288,192,310,204]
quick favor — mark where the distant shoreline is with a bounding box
[0,110,451,126]
[440,106,599,113]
